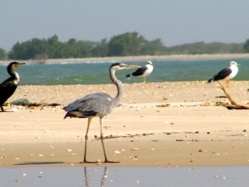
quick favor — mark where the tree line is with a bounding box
[0,32,248,60]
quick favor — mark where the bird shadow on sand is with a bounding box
[14,161,64,166]
[0,110,14,113]
[215,95,227,99]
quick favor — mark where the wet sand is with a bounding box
[0,81,249,167]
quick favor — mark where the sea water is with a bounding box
[1,166,249,187]
[0,58,248,85]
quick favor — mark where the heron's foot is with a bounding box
[80,160,99,164]
[104,160,120,163]
[80,160,120,164]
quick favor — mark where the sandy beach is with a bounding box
[0,81,249,167]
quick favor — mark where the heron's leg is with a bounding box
[99,117,119,163]
[83,117,92,163]
[99,117,108,162]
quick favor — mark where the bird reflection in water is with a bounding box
[84,167,108,187]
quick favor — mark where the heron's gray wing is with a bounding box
[212,67,232,81]
[64,92,114,117]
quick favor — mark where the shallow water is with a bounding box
[0,58,249,85]
[1,166,249,187]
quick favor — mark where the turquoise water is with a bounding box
[0,58,248,85]
[1,166,249,187]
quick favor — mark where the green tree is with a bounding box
[92,39,108,57]
[107,32,147,56]
[243,39,249,52]
[9,38,48,60]
[143,39,165,55]
[46,35,63,58]
[0,48,7,60]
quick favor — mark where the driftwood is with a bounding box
[218,82,249,110]
[26,102,61,110]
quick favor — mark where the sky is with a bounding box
[1,0,249,51]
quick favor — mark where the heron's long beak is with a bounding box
[125,65,141,69]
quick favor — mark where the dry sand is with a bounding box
[0,81,249,167]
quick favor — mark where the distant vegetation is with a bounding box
[0,32,248,60]
[0,48,7,60]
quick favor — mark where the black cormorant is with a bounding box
[0,62,25,111]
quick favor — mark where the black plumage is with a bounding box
[0,62,25,111]
[126,66,147,77]
[208,67,232,83]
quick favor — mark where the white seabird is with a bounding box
[208,61,240,87]
[126,61,154,83]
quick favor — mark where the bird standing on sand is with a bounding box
[126,61,153,83]
[207,61,240,88]
[0,62,25,112]
[63,63,141,163]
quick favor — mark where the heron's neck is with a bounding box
[109,69,124,105]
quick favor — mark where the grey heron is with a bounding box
[126,61,153,83]
[63,63,141,163]
[208,61,240,88]
[0,62,25,112]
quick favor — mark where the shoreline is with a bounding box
[1,53,249,65]
[0,81,249,167]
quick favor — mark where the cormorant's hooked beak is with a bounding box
[11,62,25,70]
[15,63,25,69]
[14,62,25,68]
[17,62,25,66]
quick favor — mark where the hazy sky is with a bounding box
[1,0,249,51]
